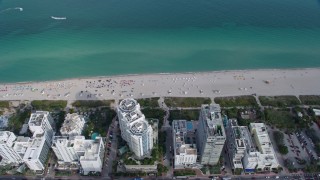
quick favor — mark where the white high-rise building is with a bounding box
[73,136,105,175]
[196,104,226,165]
[60,113,85,138]
[23,111,54,172]
[117,99,153,158]
[172,120,197,168]
[22,135,50,172]
[28,111,54,143]
[0,131,23,166]
[52,136,79,164]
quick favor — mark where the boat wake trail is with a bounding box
[51,16,67,20]
[0,7,23,14]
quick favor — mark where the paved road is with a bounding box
[101,116,118,179]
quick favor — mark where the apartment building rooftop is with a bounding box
[130,120,148,135]
[119,98,138,112]
[73,136,102,160]
[23,136,45,161]
[13,137,30,157]
[28,111,49,127]
[52,136,72,147]
[201,104,224,136]
[125,111,143,123]
[173,120,197,156]
[0,131,17,148]
[239,126,256,152]
[79,138,102,162]
[250,123,275,154]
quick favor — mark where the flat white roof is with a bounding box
[73,136,103,161]
[28,111,49,127]
[23,136,46,161]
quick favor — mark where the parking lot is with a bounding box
[282,132,310,169]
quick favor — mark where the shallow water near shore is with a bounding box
[1,0,320,83]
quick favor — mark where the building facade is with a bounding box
[22,136,50,172]
[28,111,54,143]
[117,98,153,158]
[196,104,226,165]
[0,131,23,166]
[172,120,197,168]
[73,136,105,175]
[226,120,280,173]
[225,119,254,171]
[22,111,54,172]
[52,136,79,164]
[243,123,280,172]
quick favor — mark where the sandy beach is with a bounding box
[0,68,320,102]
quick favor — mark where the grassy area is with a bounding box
[82,107,116,138]
[157,163,169,176]
[141,147,159,165]
[174,169,196,176]
[300,95,320,105]
[31,100,67,111]
[164,97,211,108]
[8,109,31,134]
[264,109,295,131]
[214,96,257,107]
[53,111,66,133]
[273,131,288,155]
[259,96,300,107]
[0,101,9,108]
[137,97,159,108]
[72,100,114,108]
[168,110,199,124]
[141,108,166,129]
[209,165,221,174]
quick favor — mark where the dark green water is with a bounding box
[1,0,320,82]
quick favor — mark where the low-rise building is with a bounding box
[226,120,280,173]
[52,136,79,165]
[60,113,85,138]
[172,120,197,168]
[243,123,280,172]
[0,131,23,166]
[73,136,105,175]
[124,164,157,173]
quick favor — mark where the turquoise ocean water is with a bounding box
[1,0,320,82]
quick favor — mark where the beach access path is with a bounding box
[0,68,320,101]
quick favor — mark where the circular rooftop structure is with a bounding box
[119,98,138,112]
[130,120,148,135]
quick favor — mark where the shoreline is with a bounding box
[1,67,319,85]
[1,68,320,101]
